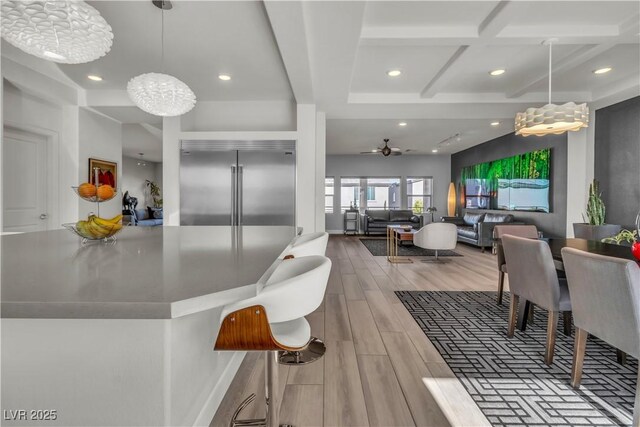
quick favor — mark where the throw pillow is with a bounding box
[148,206,163,219]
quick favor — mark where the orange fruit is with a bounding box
[78,183,97,198]
[96,185,115,200]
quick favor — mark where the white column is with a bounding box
[296,104,317,233]
[61,105,79,224]
[163,116,181,226]
[315,112,326,232]
[566,130,589,237]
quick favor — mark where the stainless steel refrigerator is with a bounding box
[180,140,296,226]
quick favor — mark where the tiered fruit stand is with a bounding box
[63,185,122,244]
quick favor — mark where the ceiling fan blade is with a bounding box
[390,151,402,156]
[360,151,379,154]
[390,147,401,152]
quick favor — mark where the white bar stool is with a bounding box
[215,255,331,427]
[281,232,328,259]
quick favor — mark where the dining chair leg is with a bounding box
[544,311,558,366]
[497,271,505,305]
[617,349,627,366]
[562,311,572,337]
[571,327,588,388]
[507,294,519,338]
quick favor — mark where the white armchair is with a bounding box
[414,222,458,263]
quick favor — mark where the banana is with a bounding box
[87,220,110,238]
[75,220,93,238]
[92,216,118,230]
[90,218,114,235]
[104,214,123,224]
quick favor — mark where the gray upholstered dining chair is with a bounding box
[502,235,572,365]
[561,247,640,425]
[494,225,539,305]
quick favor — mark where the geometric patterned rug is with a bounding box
[396,291,637,427]
[359,238,463,257]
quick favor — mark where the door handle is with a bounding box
[39,213,48,220]
[231,165,237,226]
[237,165,243,226]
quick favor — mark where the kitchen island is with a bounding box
[1,226,298,426]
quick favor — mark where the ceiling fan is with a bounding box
[360,139,409,157]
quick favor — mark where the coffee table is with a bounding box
[386,225,417,264]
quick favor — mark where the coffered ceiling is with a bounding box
[5,0,638,156]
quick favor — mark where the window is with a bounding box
[340,178,361,212]
[325,177,334,213]
[407,177,433,214]
[365,178,401,210]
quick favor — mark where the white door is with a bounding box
[2,129,49,232]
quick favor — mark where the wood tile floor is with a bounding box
[211,235,503,427]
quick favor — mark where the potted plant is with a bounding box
[573,179,621,241]
[144,180,163,208]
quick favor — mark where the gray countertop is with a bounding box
[1,226,297,319]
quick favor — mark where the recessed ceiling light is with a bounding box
[489,69,506,76]
[432,149,438,153]
[398,122,407,127]
[593,67,612,75]
[387,70,402,77]
[218,74,231,81]
[87,75,103,81]
[491,121,500,126]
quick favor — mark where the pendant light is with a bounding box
[1,1,113,64]
[127,1,196,117]
[515,39,588,137]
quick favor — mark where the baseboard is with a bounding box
[193,351,247,427]
[327,229,345,234]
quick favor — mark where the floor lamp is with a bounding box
[447,182,456,217]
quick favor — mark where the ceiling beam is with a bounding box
[349,91,592,104]
[263,0,314,104]
[420,1,514,98]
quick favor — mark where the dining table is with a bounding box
[515,238,637,331]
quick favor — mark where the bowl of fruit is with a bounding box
[73,183,117,202]
[63,214,123,242]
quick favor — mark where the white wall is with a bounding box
[78,108,122,219]
[121,156,162,208]
[325,154,452,232]
[122,123,163,162]
[2,81,79,228]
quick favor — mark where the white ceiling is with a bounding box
[9,0,639,157]
[59,1,293,101]
[302,0,640,154]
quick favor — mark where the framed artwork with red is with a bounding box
[88,158,117,189]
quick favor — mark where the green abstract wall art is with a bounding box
[460,148,552,213]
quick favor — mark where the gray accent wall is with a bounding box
[325,154,451,232]
[451,132,568,238]
[594,96,640,229]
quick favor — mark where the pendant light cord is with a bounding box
[161,6,164,73]
[548,41,552,105]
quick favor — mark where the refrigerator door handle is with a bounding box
[230,165,237,226]
[238,165,244,226]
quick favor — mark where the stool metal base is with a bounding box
[230,352,293,427]
[277,338,326,366]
